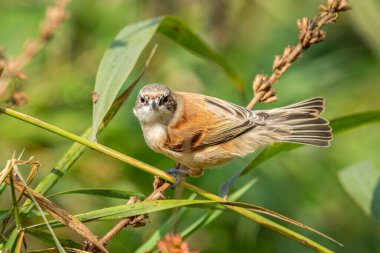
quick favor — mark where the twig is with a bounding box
[246,0,351,110]
[100,179,170,243]
[84,177,171,252]
[0,0,71,104]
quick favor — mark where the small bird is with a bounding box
[133,84,332,179]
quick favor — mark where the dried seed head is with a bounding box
[8,91,28,106]
[272,55,283,71]
[328,0,337,10]
[283,46,293,59]
[319,4,329,12]
[337,0,352,11]
[297,17,309,32]
[24,40,40,59]
[41,6,67,40]
[252,74,277,103]
[253,74,268,93]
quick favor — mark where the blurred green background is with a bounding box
[1,0,380,252]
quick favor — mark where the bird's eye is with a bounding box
[160,95,169,105]
[140,96,146,103]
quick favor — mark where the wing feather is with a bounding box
[166,93,265,152]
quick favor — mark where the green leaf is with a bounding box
[26,228,82,248]
[180,178,258,239]
[136,185,251,253]
[90,16,243,140]
[158,16,244,96]
[0,182,6,196]
[135,194,198,253]
[29,199,216,229]
[2,228,19,252]
[90,17,162,140]
[338,161,380,224]
[241,111,380,175]
[21,63,141,215]
[0,209,9,219]
[0,106,334,252]
[48,188,146,200]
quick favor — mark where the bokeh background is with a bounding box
[1,0,380,252]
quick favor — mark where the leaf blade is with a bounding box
[338,161,380,224]
[91,16,244,140]
[48,188,146,200]
[158,16,244,97]
[91,17,163,140]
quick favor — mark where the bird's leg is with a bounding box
[165,163,188,188]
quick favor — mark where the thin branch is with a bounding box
[102,180,170,245]
[246,0,351,110]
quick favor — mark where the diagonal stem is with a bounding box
[0,106,333,253]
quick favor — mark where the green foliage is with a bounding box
[91,16,243,141]
[338,161,380,225]
[1,1,380,253]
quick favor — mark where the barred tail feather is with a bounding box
[263,97,333,147]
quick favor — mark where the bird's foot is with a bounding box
[165,167,188,188]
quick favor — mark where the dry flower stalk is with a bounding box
[1,157,109,253]
[0,0,71,104]
[246,0,352,110]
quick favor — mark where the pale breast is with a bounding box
[142,123,168,153]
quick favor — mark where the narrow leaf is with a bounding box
[180,178,258,239]
[135,194,198,253]
[29,199,215,230]
[2,229,19,252]
[48,188,145,200]
[20,51,147,214]
[29,248,91,253]
[91,16,243,140]
[90,17,162,140]
[27,228,82,248]
[9,178,108,253]
[338,161,380,224]
[158,16,244,96]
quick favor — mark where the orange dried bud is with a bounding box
[91,91,99,103]
[157,234,198,253]
[9,91,28,106]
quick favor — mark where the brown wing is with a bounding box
[166,92,266,152]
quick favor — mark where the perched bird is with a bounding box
[133,84,332,179]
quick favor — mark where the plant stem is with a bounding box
[9,170,22,228]
[0,107,333,253]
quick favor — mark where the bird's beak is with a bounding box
[150,100,157,110]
